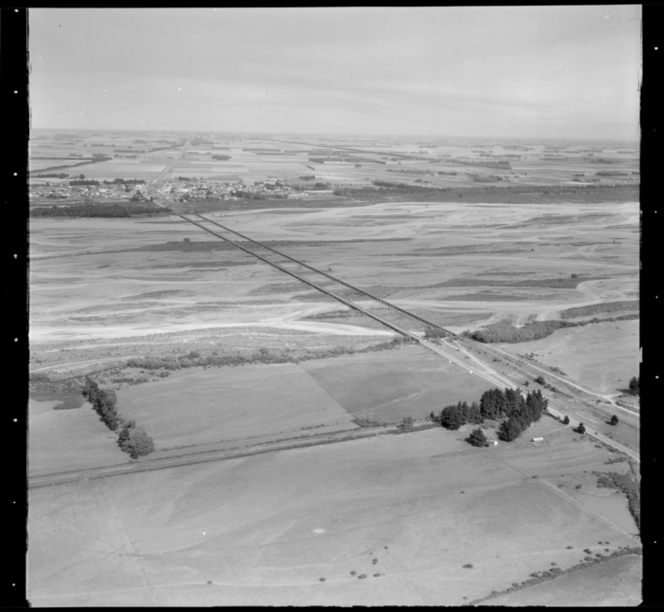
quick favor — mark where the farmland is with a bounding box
[28,130,640,606]
[28,423,640,607]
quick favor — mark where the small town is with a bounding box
[29,176,333,204]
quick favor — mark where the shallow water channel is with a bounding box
[572,491,638,534]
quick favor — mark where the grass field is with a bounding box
[301,344,495,422]
[28,399,128,475]
[28,425,640,606]
[116,363,359,451]
[487,554,642,606]
[496,319,639,396]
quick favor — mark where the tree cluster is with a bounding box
[437,401,483,430]
[497,390,548,441]
[228,189,288,200]
[423,326,448,339]
[82,378,120,430]
[470,174,505,182]
[434,387,548,443]
[82,377,155,458]
[117,420,155,459]
[104,178,146,185]
[628,376,639,396]
[463,320,576,343]
[466,428,489,447]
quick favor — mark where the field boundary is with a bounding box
[28,420,438,489]
[466,549,642,606]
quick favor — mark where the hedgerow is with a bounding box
[82,377,155,458]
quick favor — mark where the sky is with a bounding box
[29,7,641,140]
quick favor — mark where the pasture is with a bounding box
[487,554,642,606]
[28,425,640,606]
[28,399,128,475]
[496,319,640,396]
[116,363,359,451]
[301,344,495,422]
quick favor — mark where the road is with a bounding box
[133,138,640,464]
[29,422,427,489]
[545,406,639,462]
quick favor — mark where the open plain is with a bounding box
[28,423,640,607]
[28,131,640,606]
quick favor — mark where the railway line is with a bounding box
[191,213,456,337]
[172,212,513,389]
[136,142,639,460]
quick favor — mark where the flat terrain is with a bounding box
[117,363,359,451]
[29,399,128,476]
[28,133,640,605]
[30,131,639,189]
[28,424,640,607]
[488,554,642,606]
[29,200,638,391]
[497,319,639,396]
[301,344,495,422]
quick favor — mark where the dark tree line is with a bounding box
[227,189,289,200]
[82,377,155,459]
[628,376,639,396]
[30,204,171,218]
[332,183,638,201]
[82,378,120,430]
[432,387,548,443]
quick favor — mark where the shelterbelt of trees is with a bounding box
[82,378,155,459]
[432,387,549,443]
[30,203,172,218]
[332,183,639,203]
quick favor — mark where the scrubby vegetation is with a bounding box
[467,546,642,605]
[332,183,638,204]
[29,372,88,409]
[125,337,408,372]
[423,326,449,339]
[595,470,640,532]
[52,395,85,410]
[434,387,548,443]
[463,313,638,343]
[464,320,575,343]
[560,300,639,319]
[353,417,385,428]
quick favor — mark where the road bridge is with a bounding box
[193,213,456,337]
[137,141,638,462]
